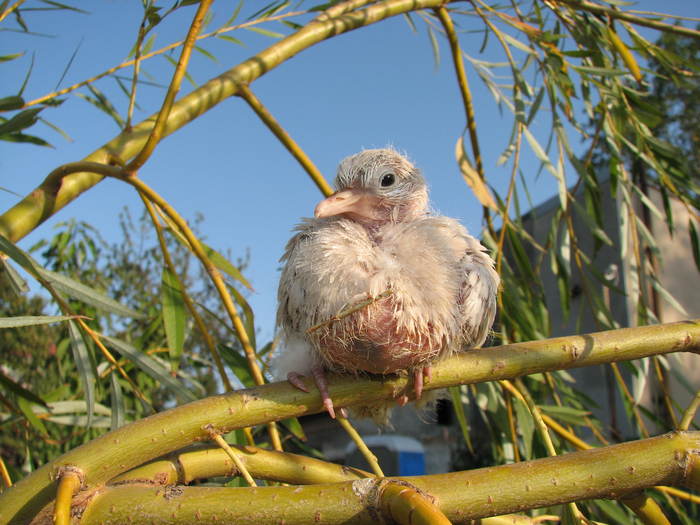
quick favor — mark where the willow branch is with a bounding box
[0,0,451,244]
[435,7,484,181]
[0,456,11,489]
[205,426,257,487]
[235,83,333,196]
[2,320,698,523]
[18,10,309,110]
[126,0,212,173]
[336,414,384,477]
[52,468,83,525]
[0,0,25,23]
[77,432,700,524]
[378,481,451,525]
[111,444,371,486]
[621,492,672,525]
[140,195,234,392]
[555,0,700,39]
[679,388,700,431]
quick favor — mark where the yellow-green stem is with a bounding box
[206,427,257,487]
[2,320,699,523]
[53,469,82,525]
[126,0,212,172]
[235,83,333,196]
[336,414,384,477]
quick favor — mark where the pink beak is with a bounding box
[314,189,382,221]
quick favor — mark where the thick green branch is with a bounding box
[1,320,698,524]
[78,432,700,524]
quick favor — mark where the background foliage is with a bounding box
[0,1,699,524]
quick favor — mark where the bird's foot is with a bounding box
[412,366,432,400]
[286,367,337,419]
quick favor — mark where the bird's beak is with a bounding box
[314,189,382,220]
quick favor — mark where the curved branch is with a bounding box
[78,432,700,524]
[1,319,698,523]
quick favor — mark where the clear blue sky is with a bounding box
[2,1,698,345]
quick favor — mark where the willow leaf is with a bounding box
[161,268,186,366]
[0,370,47,407]
[17,397,48,436]
[39,267,145,319]
[109,373,125,430]
[68,320,96,428]
[0,315,77,328]
[455,136,497,210]
[102,335,197,403]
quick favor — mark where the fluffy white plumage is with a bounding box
[274,148,499,419]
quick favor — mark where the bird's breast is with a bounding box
[316,295,445,374]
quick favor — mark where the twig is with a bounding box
[236,83,333,196]
[19,10,309,109]
[336,414,384,477]
[556,0,700,40]
[0,0,25,23]
[307,290,394,334]
[678,388,700,431]
[53,467,83,525]
[205,426,257,487]
[0,456,11,488]
[140,195,234,392]
[126,0,213,173]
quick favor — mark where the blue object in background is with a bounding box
[345,434,426,476]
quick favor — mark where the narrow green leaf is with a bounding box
[38,0,89,14]
[280,417,307,442]
[76,84,124,128]
[449,386,473,454]
[0,107,43,135]
[109,373,125,430]
[219,343,254,388]
[161,268,186,366]
[689,220,700,273]
[0,257,29,295]
[228,284,256,350]
[244,26,284,39]
[0,370,48,407]
[426,25,439,68]
[194,45,217,62]
[0,315,78,328]
[650,276,688,316]
[224,0,243,26]
[37,267,145,318]
[0,131,51,146]
[102,335,197,403]
[216,34,244,45]
[17,397,48,435]
[0,95,24,110]
[67,320,96,428]
[0,52,24,62]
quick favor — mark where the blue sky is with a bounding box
[2,0,698,345]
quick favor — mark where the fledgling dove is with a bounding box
[274,148,499,420]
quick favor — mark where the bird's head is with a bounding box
[314,149,429,227]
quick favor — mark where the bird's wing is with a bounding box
[276,217,376,335]
[381,217,499,350]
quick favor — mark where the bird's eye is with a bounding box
[380,173,395,187]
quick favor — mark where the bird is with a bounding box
[273,148,499,420]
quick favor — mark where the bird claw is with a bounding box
[412,366,432,401]
[288,368,338,418]
[287,372,310,393]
